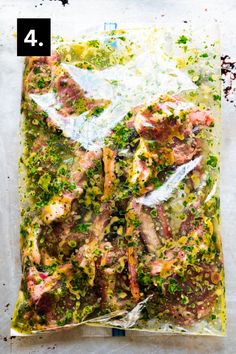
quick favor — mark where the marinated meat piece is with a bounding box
[89,203,113,242]
[133,96,214,143]
[31,136,48,154]
[150,220,214,278]
[25,62,51,95]
[134,206,161,253]
[75,203,113,286]
[133,96,187,141]
[44,219,87,258]
[71,148,102,187]
[125,199,144,302]
[127,246,140,302]
[129,139,153,193]
[160,275,218,326]
[189,110,214,127]
[26,264,72,304]
[172,137,201,166]
[41,149,102,225]
[26,267,58,304]
[102,147,117,201]
[156,204,171,238]
[150,259,175,275]
[179,200,201,235]
[24,54,60,95]
[95,242,128,311]
[56,74,110,116]
[22,220,41,264]
[42,194,74,225]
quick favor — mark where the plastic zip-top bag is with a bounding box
[11,24,225,336]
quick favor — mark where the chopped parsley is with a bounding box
[176,35,189,45]
[37,78,45,89]
[74,223,91,233]
[213,94,221,101]
[207,155,218,168]
[111,123,134,149]
[200,53,208,58]
[167,278,181,294]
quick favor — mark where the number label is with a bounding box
[24,29,38,47]
[17,18,51,56]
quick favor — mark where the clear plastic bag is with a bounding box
[11,24,225,336]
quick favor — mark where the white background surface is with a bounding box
[0,0,236,353]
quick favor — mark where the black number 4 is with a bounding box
[17,18,51,56]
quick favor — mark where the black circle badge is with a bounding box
[17,18,51,56]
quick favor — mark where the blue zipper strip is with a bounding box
[112,328,126,336]
[104,22,117,31]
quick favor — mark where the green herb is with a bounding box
[182,246,193,253]
[87,40,100,48]
[188,69,195,75]
[200,53,208,58]
[86,168,95,178]
[168,278,181,294]
[176,35,188,45]
[56,309,73,326]
[57,166,67,176]
[180,295,189,304]
[111,123,134,149]
[138,269,151,286]
[138,153,148,162]
[130,218,141,228]
[74,99,86,113]
[128,241,137,247]
[74,223,91,233]
[211,234,217,243]
[33,67,41,74]
[186,286,193,294]
[210,314,216,320]
[213,94,221,101]
[68,240,77,248]
[126,111,133,118]
[110,80,118,86]
[150,177,162,189]
[38,173,51,191]
[38,313,47,325]
[93,106,105,116]
[38,263,57,275]
[93,249,102,256]
[150,208,157,218]
[20,225,28,238]
[206,175,213,186]
[207,155,218,168]
[153,275,164,291]
[37,78,45,89]
[52,180,76,194]
[79,305,94,321]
